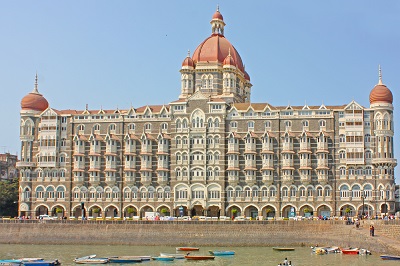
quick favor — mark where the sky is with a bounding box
[0,1,399,181]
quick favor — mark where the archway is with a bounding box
[105,205,118,218]
[317,205,331,218]
[262,205,276,219]
[358,204,374,218]
[340,205,355,217]
[300,205,314,218]
[88,206,102,218]
[381,203,388,216]
[35,205,48,218]
[175,205,187,217]
[244,205,259,219]
[282,205,296,218]
[124,206,138,218]
[51,205,65,218]
[227,205,241,219]
[191,205,204,217]
[207,206,220,217]
[157,206,171,217]
[140,206,154,218]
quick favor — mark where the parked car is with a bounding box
[39,215,57,220]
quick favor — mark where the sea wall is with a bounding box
[0,220,399,254]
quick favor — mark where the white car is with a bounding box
[39,215,57,220]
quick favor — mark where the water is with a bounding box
[0,244,397,266]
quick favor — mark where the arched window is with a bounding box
[319,120,326,127]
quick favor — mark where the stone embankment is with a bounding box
[0,220,399,254]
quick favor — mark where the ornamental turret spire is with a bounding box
[210,6,225,36]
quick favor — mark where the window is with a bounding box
[302,120,309,127]
[265,121,271,128]
[247,121,254,129]
[128,124,135,131]
[144,123,151,131]
[319,120,326,127]
[285,121,292,127]
[161,123,168,130]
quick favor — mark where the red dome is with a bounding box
[182,56,194,67]
[369,84,393,104]
[223,53,235,66]
[212,10,223,20]
[21,92,49,111]
[192,35,244,72]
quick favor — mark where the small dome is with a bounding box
[21,92,49,111]
[244,71,250,81]
[223,53,235,66]
[182,56,194,67]
[212,10,223,20]
[21,74,49,112]
[369,83,393,104]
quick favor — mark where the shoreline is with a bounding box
[0,220,399,254]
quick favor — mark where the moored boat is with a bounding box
[22,261,61,266]
[159,253,185,259]
[273,247,295,251]
[341,248,359,255]
[152,256,174,262]
[108,256,142,263]
[73,258,108,264]
[208,250,235,256]
[380,255,400,260]
[184,255,215,260]
[176,247,199,251]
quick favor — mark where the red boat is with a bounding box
[184,255,215,260]
[341,248,359,255]
[176,247,200,251]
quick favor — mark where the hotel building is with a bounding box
[17,9,396,219]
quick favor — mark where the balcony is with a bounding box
[316,142,328,152]
[244,143,256,153]
[157,176,168,186]
[262,174,273,185]
[124,160,136,169]
[125,145,136,154]
[106,145,117,155]
[17,161,35,167]
[105,176,117,186]
[157,144,169,154]
[141,176,152,186]
[299,142,311,152]
[300,175,311,185]
[299,159,311,168]
[140,162,152,170]
[262,160,273,169]
[317,160,328,168]
[141,145,152,154]
[228,160,239,169]
[282,143,293,152]
[244,160,256,170]
[73,176,85,184]
[228,175,239,186]
[228,143,239,154]
[282,175,294,184]
[74,146,85,154]
[261,143,273,153]
[105,161,117,170]
[124,176,136,185]
[282,160,293,168]
[74,161,85,170]
[89,162,101,170]
[90,146,101,154]
[89,176,100,186]
[245,174,256,186]
[157,162,169,170]
[318,174,328,184]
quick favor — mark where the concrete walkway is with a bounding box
[353,223,400,255]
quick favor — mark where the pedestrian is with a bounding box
[372,225,375,237]
[369,225,373,236]
[283,258,288,266]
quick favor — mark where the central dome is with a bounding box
[192,8,245,73]
[192,35,244,72]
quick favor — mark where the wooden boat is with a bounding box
[208,250,235,256]
[159,253,185,259]
[341,248,359,255]
[108,256,143,263]
[184,255,215,260]
[151,256,174,261]
[176,247,199,251]
[381,255,400,260]
[73,258,109,264]
[273,247,295,251]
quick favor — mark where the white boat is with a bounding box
[159,253,185,259]
[73,258,108,264]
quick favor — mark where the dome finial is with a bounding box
[187,49,191,57]
[228,47,231,57]
[378,65,383,85]
[33,72,39,94]
[217,4,219,12]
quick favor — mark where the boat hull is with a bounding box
[176,247,199,251]
[108,257,142,263]
[185,256,215,260]
[74,258,109,264]
[159,253,185,259]
[273,247,295,251]
[209,251,235,256]
[381,255,400,260]
[152,257,174,261]
[341,249,359,255]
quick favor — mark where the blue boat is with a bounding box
[209,250,235,256]
[152,256,174,262]
[22,261,60,266]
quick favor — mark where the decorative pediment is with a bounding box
[188,90,209,100]
[344,100,364,110]
[40,107,58,117]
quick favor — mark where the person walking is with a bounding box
[369,225,373,236]
[371,225,375,237]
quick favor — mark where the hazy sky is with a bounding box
[1,1,399,180]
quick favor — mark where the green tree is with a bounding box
[0,177,18,217]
